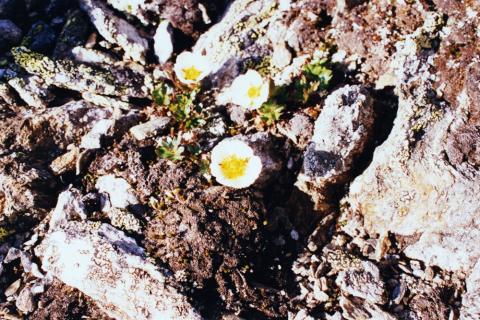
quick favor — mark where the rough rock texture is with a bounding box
[8,76,53,108]
[79,0,149,63]
[461,262,480,320]
[341,13,480,274]
[296,85,375,211]
[12,47,150,98]
[36,221,201,320]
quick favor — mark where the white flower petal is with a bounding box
[174,51,211,85]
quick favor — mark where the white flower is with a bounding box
[174,51,210,85]
[210,139,262,189]
[227,70,269,110]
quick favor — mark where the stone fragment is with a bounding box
[16,286,35,314]
[296,85,374,210]
[154,20,173,64]
[50,148,79,175]
[335,260,387,305]
[53,10,90,59]
[36,221,201,319]
[0,19,22,51]
[80,119,115,149]
[12,47,150,98]
[339,296,396,320]
[79,0,149,63]
[8,76,53,108]
[21,21,56,54]
[129,117,171,141]
[461,261,480,320]
[95,175,138,209]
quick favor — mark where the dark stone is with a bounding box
[0,19,22,52]
[53,10,90,59]
[21,21,57,54]
[303,143,340,177]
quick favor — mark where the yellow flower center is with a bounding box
[182,66,202,81]
[219,155,249,180]
[247,85,262,99]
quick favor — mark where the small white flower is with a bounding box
[227,70,269,110]
[210,139,262,189]
[174,51,210,85]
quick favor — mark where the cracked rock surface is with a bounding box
[0,0,479,319]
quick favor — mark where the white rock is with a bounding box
[35,222,201,320]
[154,20,174,64]
[95,175,138,209]
[461,261,480,319]
[129,117,171,140]
[79,0,149,63]
[8,76,53,108]
[80,119,115,149]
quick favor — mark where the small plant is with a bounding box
[152,83,173,106]
[156,135,185,162]
[258,102,284,125]
[295,58,332,103]
[168,89,206,130]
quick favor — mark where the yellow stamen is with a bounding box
[182,66,202,81]
[247,85,261,99]
[219,155,249,180]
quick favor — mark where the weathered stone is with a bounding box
[80,119,115,149]
[53,10,90,59]
[129,117,171,141]
[12,47,150,98]
[0,19,22,52]
[277,112,313,148]
[79,0,149,63]
[154,20,174,64]
[336,260,387,305]
[461,261,480,320]
[16,286,35,314]
[8,76,53,108]
[36,221,201,320]
[106,0,160,26]
[341,14,480,273]
[296,85,374,211]
[339,296,396,320]
[95,175,138,209]
[21,21,57,55]
[50,148,79,175]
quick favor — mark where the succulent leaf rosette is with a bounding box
[210,139,262,189]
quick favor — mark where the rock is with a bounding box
[277,112,313,148]
[296,85,374,211]
[50,147,79,175]
[335,260,387,305]
[72,47,117,65]
[341,14,480,273]
[0,0,25,23]
[5,279,22,297]
[0,155,56,221]
[0,100,113,152]
[461,261,480,320]
[79,0,149,63]
[8,76,53,108]
[0,82,17,104]
[50,188,88,228]
[79,119,115,149]
[81,92,131,109]
[339,296,396,320]
[154,20,174,64]
[36,221,201,319]
[129,117,171,141]
[106,207,142,233]
[21,21,57,55]
[193,0,328,86]
[95,174,138,209]
[53,10,90,59]
[12,47,151,98]
[16,286,35,314]
[106,0,160,26]
[0,19,22,52]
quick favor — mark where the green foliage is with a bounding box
[168,89,205,130]
[259,102,284,125]
[295,58,332,103]
[155,135,185,162]
[152,83,172,106]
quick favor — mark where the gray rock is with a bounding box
[35,220,201,319]
[15,286,35,314]
[296,85,374,211]
[95,175,138,209]
[50,188,88,228]
[461,261,480,320]
[53,10,90,59]
[106,0,160,25]
[8,76,53,108]
[12,47,151,98]
[80,118,115,149]
[0,19,22,51]
[277,112,313,148]
[341,14,480,273]
[81,92,131,109]
[79,0,149,63]
[154,20,173,64]
[22,21,56,54]
[335,260,387,305]
[339,296,396,320]
[129,117,171,141]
